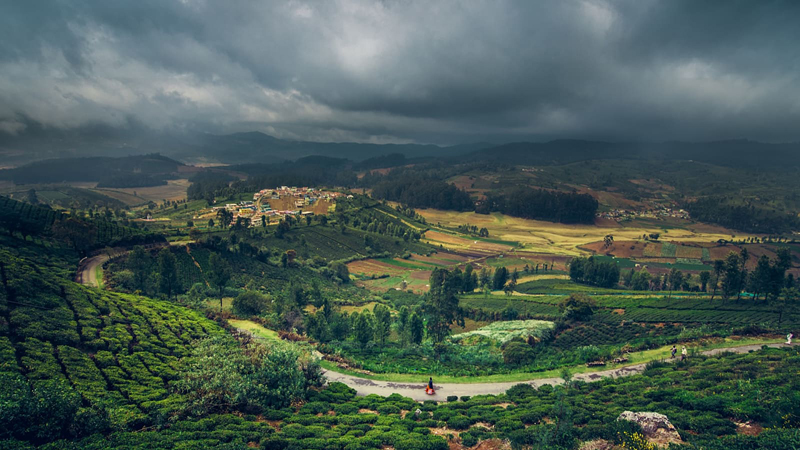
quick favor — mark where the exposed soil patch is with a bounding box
[734,420,764,436]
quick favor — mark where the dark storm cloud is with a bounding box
[1,0,799,144]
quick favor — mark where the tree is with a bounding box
[667,268,684,298]
[51,218,96,255]
[425,268,465,343]
[631,269,651,291]
[157,248,178,299]
[216,209,233,228]
[750,255,772,301]
[503,341,535,366]
[711,259,724,300]
[208,253,232,311]
[328,261,350,284]
[479,267,490,287]
[373,304,392,345]
[721,252,744,300]
[127,245,151,293]
[409,312,424,345]
[569,256,620,288]
[396,306,410,346]
[306,312,331,343]
[492,266,509,290]
[699,271,711,292]
[353,312,374,347]
[559,293,596,321]
[463,264,476,292]
[174,335,316,416]
[232,291,270,317]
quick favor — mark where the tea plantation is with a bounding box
[5,345,800,449]
[0,245,223,441]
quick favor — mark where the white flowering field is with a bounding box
[450,319,555,344]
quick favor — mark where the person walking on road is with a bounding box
[670,345,677,359]
[788,333,794,345]
[681,346,687,361]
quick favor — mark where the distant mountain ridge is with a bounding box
[3,125,800,169]
[464,139,800,170]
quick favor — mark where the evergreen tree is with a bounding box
[425,268,464,343]
[208,253,232,311]
[157,248,178,299]
[492,267,509,290]
[396,306,410,346]
[721,252,744,300]
[353,312,374,347]
[372,304,392,345]
[127,245,151,293]
[409,312,424,345]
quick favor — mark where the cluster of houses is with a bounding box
[597,206,690,221]
[253,186,345,205]
[210,186,351,227]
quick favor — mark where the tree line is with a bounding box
[570,248,798,303]
[478,188,598,224]
[685,197,800,234]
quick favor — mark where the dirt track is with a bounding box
[323,342,795,401]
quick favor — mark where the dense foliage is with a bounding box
[478,188,598,224]
[686,197,800,234]
[0,154,181,185]
[569,256,621,288]
[370,176,474,211]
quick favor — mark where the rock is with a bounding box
[578,439,613,450]
[617,411,683,447]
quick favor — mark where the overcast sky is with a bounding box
[1,0,799,145]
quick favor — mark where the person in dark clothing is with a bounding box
[428,377,434,390]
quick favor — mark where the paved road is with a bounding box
[75,243,168,288]
[324,342,795,401]
[74,255,794,402]
[76,254,111,287]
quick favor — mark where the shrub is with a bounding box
[446,396,458,402]
[232,291,270,317]
[506,383,536,401]
[446,414,472,430]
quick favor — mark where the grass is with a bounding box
[95,264,105,289]
[228,319,280,341]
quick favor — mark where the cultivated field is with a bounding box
[417,208,742,256]
[98,179,191,203]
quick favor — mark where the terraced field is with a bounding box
[0,247,221,431]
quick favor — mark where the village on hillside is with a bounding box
[207,186,350,227]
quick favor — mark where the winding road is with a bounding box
[74,252,794,402]
[76,254,111,287]
[323,343,794,401]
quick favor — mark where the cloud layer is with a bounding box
[1,0,799,144]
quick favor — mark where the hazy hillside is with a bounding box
[465,139,800,170]
[0,154,184,187]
